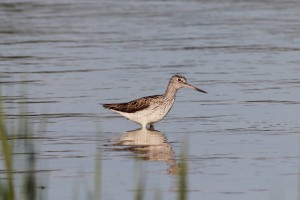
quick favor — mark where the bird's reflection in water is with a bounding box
[114,128,178,174]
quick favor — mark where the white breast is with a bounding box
[111,98,175,127]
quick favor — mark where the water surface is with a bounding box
[1,0,300,199]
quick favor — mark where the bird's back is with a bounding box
[103,95,163,113]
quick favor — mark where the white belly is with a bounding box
[113,99,175,128]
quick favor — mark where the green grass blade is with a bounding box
[178,140,188,200]
[0,91,15,200]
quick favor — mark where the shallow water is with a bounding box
[1,0,300,199]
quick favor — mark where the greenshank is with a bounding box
[103,75,207,129]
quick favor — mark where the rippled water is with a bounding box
[1,0,300,199]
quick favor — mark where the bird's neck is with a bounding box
[164,84,178,100]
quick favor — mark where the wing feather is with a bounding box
[103,95,161,113]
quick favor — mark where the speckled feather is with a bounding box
[103,95,161,113]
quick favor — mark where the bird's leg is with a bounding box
[149,123,155,130]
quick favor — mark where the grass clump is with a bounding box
[0,92,42,200]
[178,140,188,200]
[0,95,15,200]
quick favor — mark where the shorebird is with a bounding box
[103,75,207,129]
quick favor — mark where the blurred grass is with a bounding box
[0,94,15,200]
[94,149,102,200]
[134,175,145,200]
[178,140,188,200]
[0,90,41,200]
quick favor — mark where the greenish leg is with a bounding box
[149,123,154,130]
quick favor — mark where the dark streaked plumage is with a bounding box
[102,75,207,129]
[103,95,160,113]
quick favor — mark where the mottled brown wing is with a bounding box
[103,95,160,113]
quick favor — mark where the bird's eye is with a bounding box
[178,78,182,82]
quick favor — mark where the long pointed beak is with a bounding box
[184,83,207,94]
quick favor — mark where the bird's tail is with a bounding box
[102,103,115,110]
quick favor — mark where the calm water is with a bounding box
[1,0,300,199]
